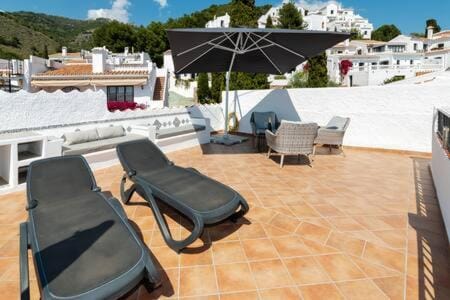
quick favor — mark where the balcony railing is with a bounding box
[349,63,444,73]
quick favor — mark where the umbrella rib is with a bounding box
[246,33,283,74]
[176,35,230,73]
[256,34,306,59]
[177,33,235,57]
[243,32,272,52]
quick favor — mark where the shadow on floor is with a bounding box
[408,157,450,299]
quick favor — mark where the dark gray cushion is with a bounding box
[139,166,236,213]
[62,134,144,156]
[156,124,206,139]
[326,116,349,130]
[28,157,142,298]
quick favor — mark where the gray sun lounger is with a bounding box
[116,139,249,252]
[20,156,161,300]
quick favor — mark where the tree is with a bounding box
[197,73,211,104]
[211,73,225,103]
[266,15,274,28]
[137,22,168,67]
[371,24,401,42]
[289,71,308,88]
[92,21,137,52]
[230,0,257,27]
[232,0,255,7]
[307,52,328,88]
[425,19,441,35]
[350,28,363,40]
[43,44,49,59]
[278,1,304,29]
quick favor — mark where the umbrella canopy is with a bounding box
[167,28,350,75]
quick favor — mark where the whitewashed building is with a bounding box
[28,47,169,109]
[327,28,448,86]
[205,13,231,28]
[258,1,373,39]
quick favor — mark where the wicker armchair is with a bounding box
[265,121,318,168]
[315,116,351,154]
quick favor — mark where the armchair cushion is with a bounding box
[250,111,279,134]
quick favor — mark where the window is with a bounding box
[330,10,334,14]
[438,43,444,49]
[107,86,134,102]
[397,60,400,65]
[410,60,414,65]
[413,43,418,51]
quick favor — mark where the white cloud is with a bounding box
[87,0,131,23]
[153,0,168,8]
[297,0,340,12]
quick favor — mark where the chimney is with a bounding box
[427,26,434,39]
[62,46,67,57]
[92,47,108,73]
[124,47,129,56]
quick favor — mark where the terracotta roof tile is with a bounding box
[33,64,149,78]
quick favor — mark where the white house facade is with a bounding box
[257,1,373,39]
[205,13,231,28]
[327,29,448,86]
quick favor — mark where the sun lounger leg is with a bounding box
[20,222,30,300]
[135,179,204,253]
[120,174,137,204]
[230,198,250,222]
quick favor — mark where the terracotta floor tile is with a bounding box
[284,257,330,285]
[350,256,400,278]
[312,204,345,217]
[301,239,340,255]
[242,238,278,261]
[337,279,389,300]
[269,214,301,233]
[151,246,179,269]
[180,248,213,267]
[212,241,246,264]
[250,259,294,289]
[315,254,365,281]
[327,216,365,231]
[208,224,240,243]
[215,263,257,293]
[299,283,344,300]
[326,232,366,256]
[179,265,218,297]
[288,203,320,218]
[237,223,267,240]
[362,242,405,272]
[295,222,331,244]
[271,236,311,258]
[373,276,404,300]
[219,291,258,300]
[258,287,301,299]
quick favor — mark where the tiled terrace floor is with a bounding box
[0,141,449,299]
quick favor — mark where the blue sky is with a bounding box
[1,0,449,34]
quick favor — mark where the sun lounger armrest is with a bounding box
[134,176,204,253]
[20,222,30,300]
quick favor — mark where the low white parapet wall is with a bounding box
[223,84,450,153]
[431,108,450,242]
[0,89,224,136]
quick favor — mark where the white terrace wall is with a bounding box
[223,84,450,153]
[0,89,224,137]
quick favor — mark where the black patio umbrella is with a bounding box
[167,28,350,145]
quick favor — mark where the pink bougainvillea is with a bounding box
[107,101,145,112]
[339,60,353,76]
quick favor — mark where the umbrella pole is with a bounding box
[224,71,230,137]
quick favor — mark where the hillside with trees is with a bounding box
[0,11,108,58]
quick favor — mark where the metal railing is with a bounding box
[437,108,450,151]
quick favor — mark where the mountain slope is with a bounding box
[0,11,108,59]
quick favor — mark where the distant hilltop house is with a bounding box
[205,13,230,28]
[1,46,169,109]
[327,27,450,86]
[257,0,373,39]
